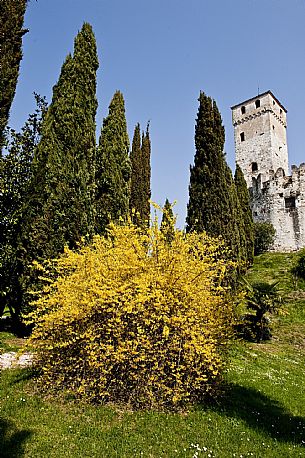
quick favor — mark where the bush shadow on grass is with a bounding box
[213,384,305,446]
[0,418,32,458]
[10,368,36,386]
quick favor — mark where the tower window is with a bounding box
[240,132,245,142]
[241,106,246,114]
[255,99,260,108]
[273,125,275,130]
[280,109,282,115]
[252,162,258,172]
[285,197,296,209]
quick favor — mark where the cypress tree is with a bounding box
[224,161,248,270]
[19,23,98,310]
[235,163,254,266]
[96,91,131,233]
[26,23,98,257]
[0,0,28,150]
[186,91,241,263]
[129,122,151,228]
[141,123,151,226]
[161,198,175,243]
[130,123,142,225]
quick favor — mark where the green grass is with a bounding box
[0,252,304,457]
[246,251,305,295]
[246,251,305,326]
[0,331,25,353]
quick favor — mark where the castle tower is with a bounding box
[231,91,288,188]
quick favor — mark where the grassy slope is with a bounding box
[0,252,304,458]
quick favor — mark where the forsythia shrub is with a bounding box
[25,218,234,408]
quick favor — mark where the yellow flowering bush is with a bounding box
[25,220,234,408]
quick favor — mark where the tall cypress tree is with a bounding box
[224,161,248,270]
[0,0,27,150]
[26,23,98,257]
[19,23,98,310]
[235,163,254,266]
[96,91,131,233]
[186,91,241,263]
[141,123,151,226]
[129,122,151,228]
[130,123,142,225]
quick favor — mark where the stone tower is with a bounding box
[231,91,288,188]
[231,91,305,252]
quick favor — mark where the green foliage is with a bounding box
[245,251,305,327]
[291,248,305,280]
[96,91,131,233]
[0,0,27,150]
[186,92,244,268]
[129,122,151,228]
[234,164,254,266]
[26,220,234,409]
[19,23,98,312]
[130,123,142,225]
[239,279,283,342]
[160,198,175,243]
[254,221,276,255]
[0,95,47,326]
[141,124,151,226]
[224,162,247,273]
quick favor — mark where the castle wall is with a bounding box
[251,165,305,251]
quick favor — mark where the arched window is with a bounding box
[255,99,260,108]
[240,132,245,142]
[241,106,246,114]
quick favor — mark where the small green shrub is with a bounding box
[238,280,283,342]
[25,220,235,409]
[291,249,305,280]
[254,222,276,255]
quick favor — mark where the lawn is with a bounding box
[0,252,304,457]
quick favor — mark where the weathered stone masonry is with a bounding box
[231,90,305,251]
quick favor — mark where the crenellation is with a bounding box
[232,91,305,251]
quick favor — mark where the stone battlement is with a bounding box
[233,105,287,129]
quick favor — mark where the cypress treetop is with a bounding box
[161,198,175,243]
[186,93,225,234]
[141,123,152,227]
[130,122,152,229]
[186,91,242,264]
[96,91,131,233]
[20,23,99,294]
[0,0,27,150]
[130,123,142,225]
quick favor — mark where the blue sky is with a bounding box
[9,0,305,227]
